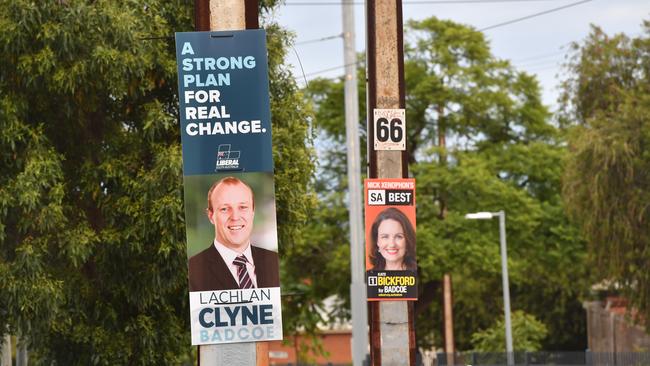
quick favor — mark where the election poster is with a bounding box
[175,30,282,345]
[365,178,417,301]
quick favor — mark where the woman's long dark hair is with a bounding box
[369,207,416,271]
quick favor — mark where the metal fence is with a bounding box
[434,351,650,366]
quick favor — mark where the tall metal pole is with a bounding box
[497,210,514,366]
[16,337,27,366]
[194,1,262,365]
[342,1,369,365]
[366,1,415,365]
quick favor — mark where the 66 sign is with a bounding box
[373,108,406,151]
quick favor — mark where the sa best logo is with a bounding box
[368,189,414,206]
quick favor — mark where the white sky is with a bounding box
[269,0,650,111]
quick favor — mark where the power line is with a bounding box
[513,49,567,63]
[478,0,593,31]
[517,59,563,70]
[292,46,309,87]
[296,33,343,45]
[294,52,568,83]
[526,63,562,72]
[516,57,563,68]
[294,45,569,80]
[293,61,362,82]
[285,0,571,5]
[289,1,593,82]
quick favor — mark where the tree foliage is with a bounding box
[471,310,548,352]
[560,22,650,326]
[307,17,587,350]
[0,0,314,364]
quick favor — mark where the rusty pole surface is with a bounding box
[194,1,265,365]
[366,1,414,365]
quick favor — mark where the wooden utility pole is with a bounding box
[193,1,267,365]
[366,1,415,365]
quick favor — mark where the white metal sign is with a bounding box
[373,108,406,151]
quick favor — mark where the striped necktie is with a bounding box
[233,255,254,289]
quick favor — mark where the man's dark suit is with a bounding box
[188,244,280,291]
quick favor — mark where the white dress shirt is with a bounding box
[213,240,258,288]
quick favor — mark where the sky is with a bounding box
[268,0,650,111]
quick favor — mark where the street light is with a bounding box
[465,211,514,366]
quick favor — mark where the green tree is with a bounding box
[306,17,587,350]
[560,22,650,326]
[471,310,548,352]
[294,66,368,323]
[0,0,314,364]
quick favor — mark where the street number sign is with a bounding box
[373,108,406,151]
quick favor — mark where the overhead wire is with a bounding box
[296,33,343,45]
[514,31,645,72]
[292,46,310,87]
[525,63,562,72]
[295,61,361,80]
[288,0,593,83]
[518,57,564,68]
[285,0,574,5]
[513,49,567,63]
[478,0,592,31]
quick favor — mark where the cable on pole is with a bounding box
[292,46,310,87]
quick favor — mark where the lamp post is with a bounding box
[465,211,514,366]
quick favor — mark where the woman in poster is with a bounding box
[368,207,416,271]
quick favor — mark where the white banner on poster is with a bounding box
[190,287,282,345]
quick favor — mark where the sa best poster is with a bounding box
[365,178,417,300]
[175,30,282,345]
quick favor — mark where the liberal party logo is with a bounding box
[215,144,241,171]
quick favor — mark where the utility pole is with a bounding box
[443,274,455,366]
[342,1,369,365]
[16,337,27,366]
[366,1,415,365]
[1,335,10,366]
[465,211,514,366]
[193,1,266,365]
[498,211,514,366]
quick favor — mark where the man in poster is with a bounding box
[188,176,280,291]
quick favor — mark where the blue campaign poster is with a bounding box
[176,30,274,175]
[175,30,282,346]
